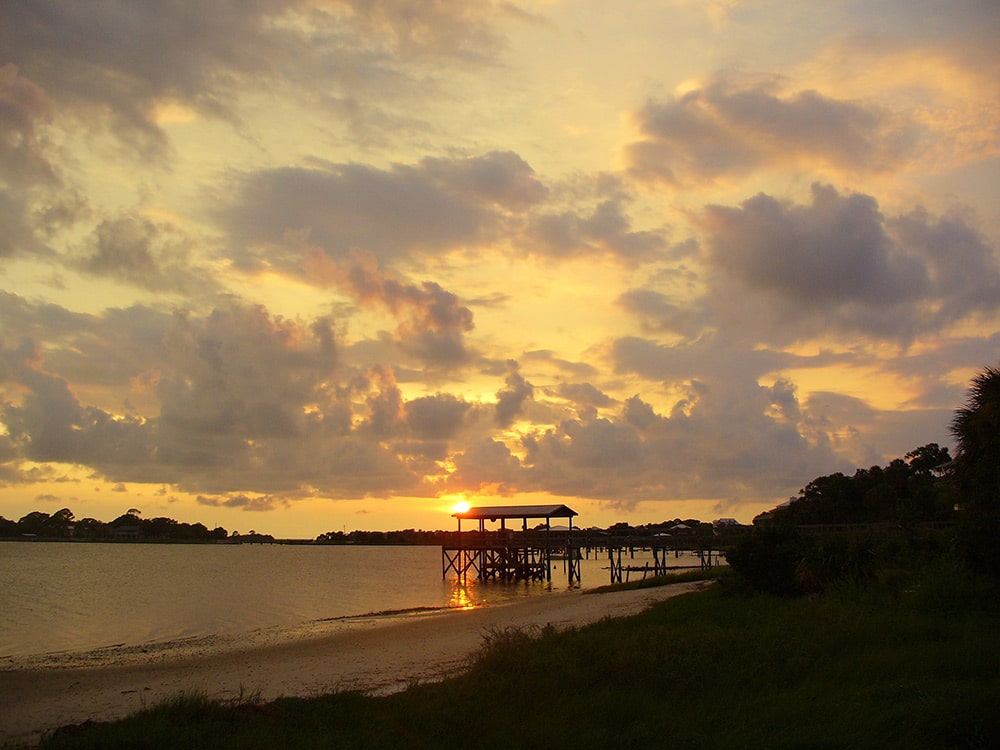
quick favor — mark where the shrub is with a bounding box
[724,524,804,595]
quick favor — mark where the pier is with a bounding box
[442,504,726,586]
[442,504,582,584]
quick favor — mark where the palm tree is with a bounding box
[950,366,1000,575]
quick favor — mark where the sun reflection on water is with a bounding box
[448,582,478,610]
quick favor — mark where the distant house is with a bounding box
[112,524,141,539]
[713,518,739,528]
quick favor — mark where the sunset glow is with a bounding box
[0,2,998,538]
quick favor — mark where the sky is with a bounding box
[1,1,998,538]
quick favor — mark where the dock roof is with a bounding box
[453,504,578,520]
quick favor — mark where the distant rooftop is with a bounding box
[453,504,578,521]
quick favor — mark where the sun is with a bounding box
[452,500,471,514]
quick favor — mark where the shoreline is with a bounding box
[0,581,706,746]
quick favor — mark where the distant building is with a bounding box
[112,524,141,539]
[713,518,739,528]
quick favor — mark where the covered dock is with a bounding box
[442,504,581,584]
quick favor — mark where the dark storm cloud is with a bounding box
[700,184,1000,342]
[625,74,917,185]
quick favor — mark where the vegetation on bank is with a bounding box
[33,557,999,750]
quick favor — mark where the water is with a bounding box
[0,541,626,659]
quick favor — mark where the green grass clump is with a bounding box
[36,564,999,750]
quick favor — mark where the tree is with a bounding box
[905,443,951,475]
[17,511,50,536]
[950,366,1000,575]
[0,515,17,536]
[48,507,75,535]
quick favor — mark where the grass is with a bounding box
[586,564,726,593]
[32,560,1000,750]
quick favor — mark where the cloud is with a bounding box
[354,364,406,439]
[550,382,616,411]
[699,183,1000,342]
[0,2,518,159]
[223,151,546,270]
[516,379,844,506]
[155,303,340,445]
[610,334,794,386]
[522,350,599,381]
[75,213,218,295]
[0,338,154,468]
[0,64,72,259]
[405,393,471,440]
[332,0,511,60]
[196,493,288,512]
[221,155,669,276]
[0,64,58,189]
[445,437,523,495]
[625,73,918,185]
[616,288,710,339]
[336,258,477,367]
[0,191,37,259]
[525,196,666,263]
[495,360,533,427]
[0,300,424,497]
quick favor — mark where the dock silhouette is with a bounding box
[442,504,724,585]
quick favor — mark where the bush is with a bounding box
[724,525,804,595]
[727,527,882,595]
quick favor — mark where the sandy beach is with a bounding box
[0,581,705,746]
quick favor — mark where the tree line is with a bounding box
[0,507,235,542]
[753,442,955,528]
[728,365,1000,593]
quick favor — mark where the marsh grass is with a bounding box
[35,563,999,750]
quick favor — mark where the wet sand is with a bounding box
[0,581,705,746]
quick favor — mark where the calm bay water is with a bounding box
[0,541,618,659]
